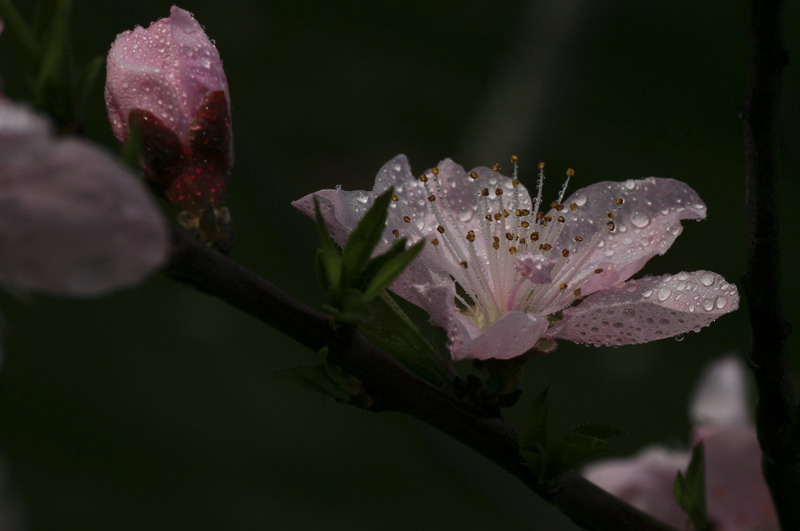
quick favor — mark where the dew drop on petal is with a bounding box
[642,289,653,299]
[657,288,671,302]
[675,335,685,342]
[700,272,715,286]
[623,179,636,190]
[573,194,587,207]
[703,298,714,311]
[715,296,727,309]
[630,212,650,228]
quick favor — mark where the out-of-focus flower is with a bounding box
[293,155,738,360]
[583,357,777,530]
[0,99,168,296]
[105,5,232,212]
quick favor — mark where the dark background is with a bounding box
[1,1,799,529]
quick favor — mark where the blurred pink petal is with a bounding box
[294,155,737,360]
[546,271,738,346]
[584,357,777,530]
[105,6,232,210]
[0,100,168,296]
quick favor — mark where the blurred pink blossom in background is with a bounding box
[0,99,168,297]
[105,5,232,211]
[294,155,738,360]
[583,356,777,530]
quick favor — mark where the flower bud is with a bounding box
[105,6,232,211]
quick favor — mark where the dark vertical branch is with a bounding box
[742,0,800,527]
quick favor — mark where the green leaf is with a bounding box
[357,291,452,385]
[340,188,393,286]
[74,54,103,121]
[674,442,710,531]
[313,197,343,300]
[274,349,365,404]
[35,0,73,120]
[362,238,425,300]
[520,388,550,452]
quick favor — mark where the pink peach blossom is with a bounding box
[105,6,232,210]
[583,357,777,530]
[293,155,738,360]
[0,99,168,296]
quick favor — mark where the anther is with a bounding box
[566,168,575,177]
[428,194,436,202]
[573,288,582,297]
[431,238,439,246]
[538,162,545,170]
[494,213,503,221]
[559,283,568,290]
[492,163,500,172]
[557,216,566,223]
[481,188,490,196]
[540,243,552,251]
[485,214,493,221]
[530,231,539,241]
[495,188,503,196]
[569,203,578,211]
[607,211,616,219]
[509,247,518,254]
[460,260,468,269]
[575,236,584,242]
[392,229,400,238]
[512,179,520,187]
[561,249,570,257]
[614,197,624,205]
[432,167,440,175]
[466,230,476,242]
[510,155,519,163]
[536,212,545,220]
[419,174,428,183]
[521,209,530,216]
[505,232,514,240]
[594,268,604,274]
[607,221,616,231]
[469,171,479,180]
[437,225,445,234]
[403,216,411,223]
[392,194,399,201]
[521,221,530,228]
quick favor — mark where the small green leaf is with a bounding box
[341,188,393,285]
[674,442,709,531]
[275,349,365,404]
[313,197,343,299]
[362,238,425,300]
[357,291,452,385]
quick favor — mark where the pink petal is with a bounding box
[404,281,548,360]
[548,271,738,346]
[693,425,777,530]
[582,446,690,528]
[690,356,750,427]
[105,6,230,146]
[556,178,706,296]
[0,102,168,296]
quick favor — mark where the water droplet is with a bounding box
[702,298,714,311]
[715,296,727,309]
[630,212,650,228]
[675,335,685,342]
[657,288,671,302]
[200,56,211,69]
[700,272,715,287]
[573,194,587,207]
[677,272,690,281]
[642,289,653,299]
[623,179,636,190]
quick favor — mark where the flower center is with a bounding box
[390,159,621,329]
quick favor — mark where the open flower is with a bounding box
[294,155,738,360]
[0,99,168,296]
[105,5,232,211]
[583,356,777,530]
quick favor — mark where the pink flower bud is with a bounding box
[105,6,233,211]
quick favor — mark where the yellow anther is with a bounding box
[559,282,568,290]
[431,238,439,246]
[495,188,503,196]
[510,154,519,162]
[392,229,400,238]
[391,194,399,201]
[437,225,445,234]
[432,167,440,175]
[538,162,545,170]
[505,232,514,241]
[509,247,518,254]
[403,216,411,223]
[460,260,468,269]
[594,268,604,274]
[428,194,436,202]
[466,230,476,242]
[530,231,539,241]
[569,202,578,211]
[573,288,582,297]
[512,179,520,187]
[494,213,503,221]
[419,174,428,183]
[575,236,584,242]
[614,197,624,205]
[540,243,553,251]
[485,214,493,221]
[566,168,575,177]
[469,171,479,180]
[521,221,530,228]
[492,163,501,171]
[481,188,490,196]
[561,249,570,257]
[607,211,616,219]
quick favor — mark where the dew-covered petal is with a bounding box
[514,254,556,284]
[105,6,229,146]
[451,310,549,360]
[556,178,706,296]
[292,188,375,247]
[692,425,777,530]
[0,114,169,296]
[690,355,750,427]
[548,271,738,346]
[582,446,690,529]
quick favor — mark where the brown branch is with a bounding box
[742,0,800,527]
[164,228,674,531]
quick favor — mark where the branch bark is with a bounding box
[164,228,674,531]
[742,0,800,527]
